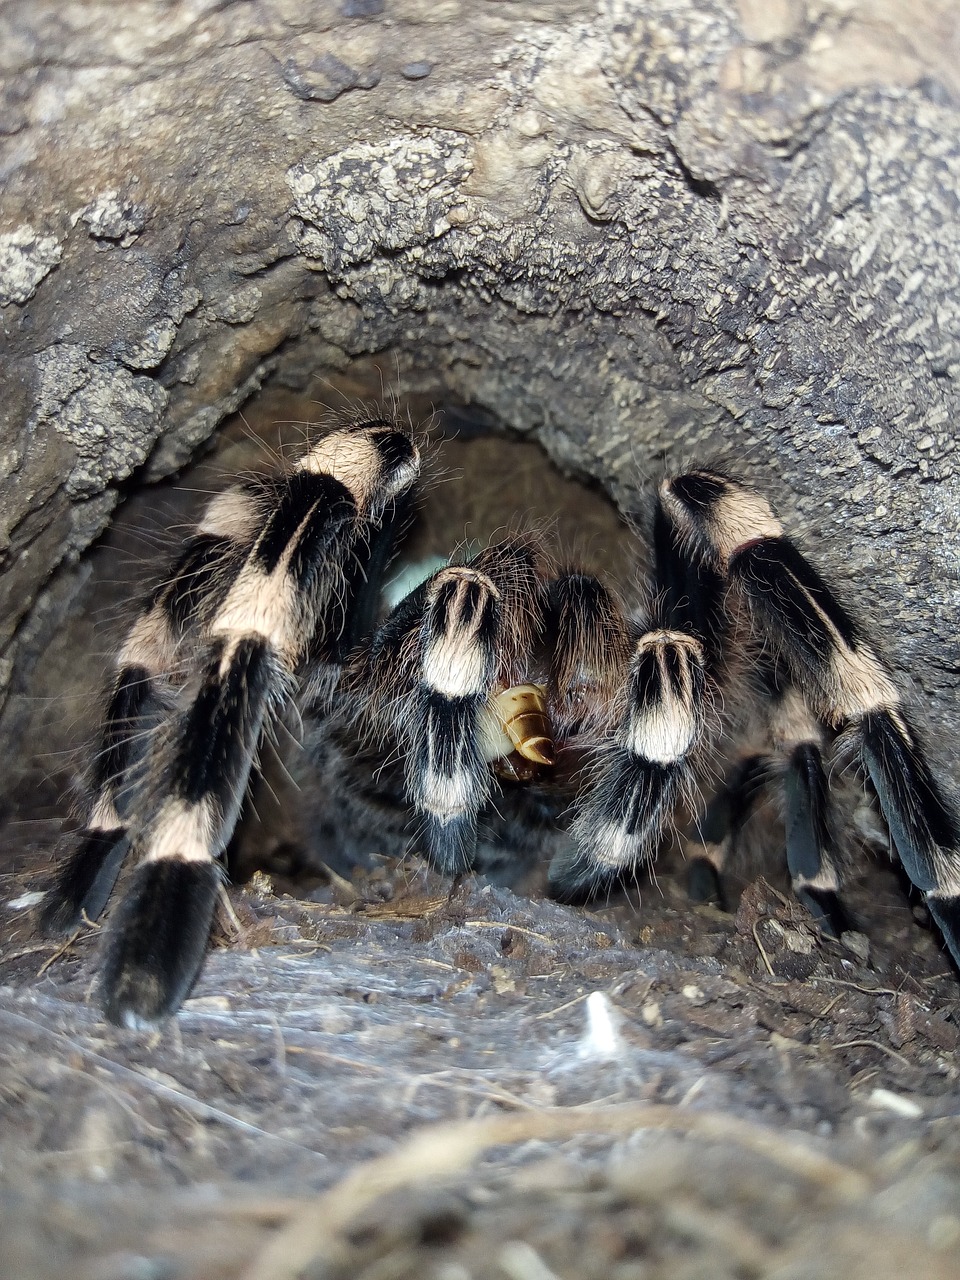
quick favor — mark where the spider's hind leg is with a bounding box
[685,677,852,936]
[549,486,729,902]
[858,707,960,962]
[769,679,853,938]
[685,754,769,910]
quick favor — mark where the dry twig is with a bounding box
[241,1103,869,1280]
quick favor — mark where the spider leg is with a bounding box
[362,535,549,874]
[651,496,729,671]
[39,617,168,935]
[40,501,255,936]
[689,650,852,933]
[768,679,853,937]
[99,424,419,1026]
[550,628,707,898]
[662,469,960,964]
[549,488,731,900]
[410,565,501,872]
[100,635,285,1027]
[686,754,770,907]
[689,734,852,937]
[652,478,746,902]
[859,709,960,955]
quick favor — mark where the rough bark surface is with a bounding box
[2,2,960,1276]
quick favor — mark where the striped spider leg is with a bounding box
[43,420,420,1027]
[684,658,854,938]
[357,533,552,873]
[546,486,729,901]
[662,469,960,966]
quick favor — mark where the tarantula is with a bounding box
[41,414,960,1027]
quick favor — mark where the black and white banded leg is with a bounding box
[40,507,252,935]
[548,485,728,901]
[685,754,769,909]
[406,564,502,872]
[686,673,852,936]
[768,677,852,937]
[364,535,549,873]
[46,422,420,1027]
[661,469,960,966]
[550,628,708,899]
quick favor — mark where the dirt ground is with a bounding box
[4,838,960,1280]
[2,393,960,1280]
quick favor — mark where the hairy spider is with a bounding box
[41,414,960,1027]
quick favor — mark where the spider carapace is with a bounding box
[41,415,960,1027]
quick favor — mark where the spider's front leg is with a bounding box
[546,491,732,898]
[40,504,254,935]
[365,536,549,873]
[549,627,709,898]
[662,469,960,967]
[47,422,420,1028]
[413,566,503,871]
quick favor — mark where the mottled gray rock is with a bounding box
[0,226,62,306]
